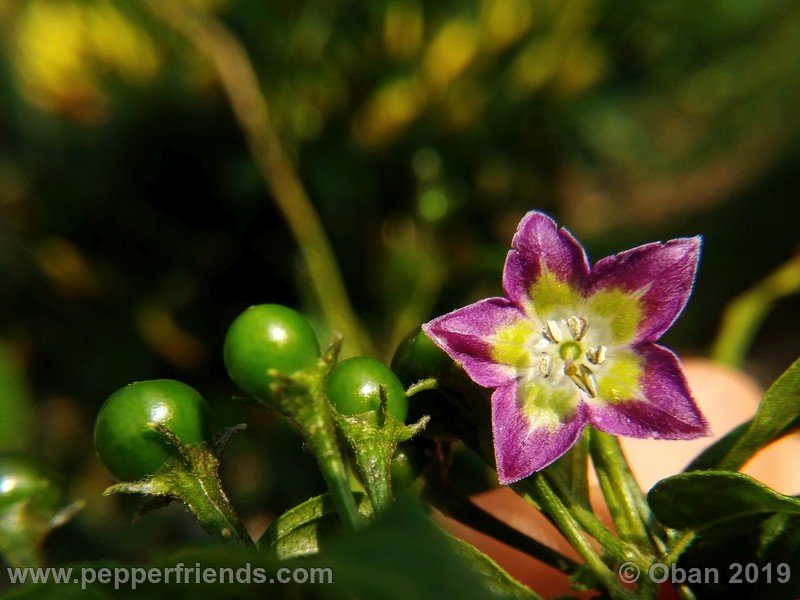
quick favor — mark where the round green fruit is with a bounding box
[391,328,452,387]
[327,357,408,422]
[94,379,213,481]
[223,304,320,400]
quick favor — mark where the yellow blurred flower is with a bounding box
[12,0,161,123]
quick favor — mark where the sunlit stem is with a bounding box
[274,373,361,529]
[348,436,393,512]
[590,430,661,554]
[538,472,649,568]
[261,337,362,530]
[140,0,374,357]
[406,377,438,397]
[180,475,257,552]
[711,256,800,367]
[302,419,364,528]
[521,475,637,600]
[105,425,256,552]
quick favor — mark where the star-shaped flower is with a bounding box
[423,211,709,484]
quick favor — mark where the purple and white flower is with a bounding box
[423,211,709,484]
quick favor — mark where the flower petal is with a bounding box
[492,380,587,484]
[586,343,709,440]
[423,298,526,388]
[503,211,590,319]
[587,237,701,344]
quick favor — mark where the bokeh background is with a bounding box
[1,0,799,567]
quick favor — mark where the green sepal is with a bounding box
[103,423,255,552]
[333,397,429,513]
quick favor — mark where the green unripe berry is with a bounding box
[223,304,320,401]
[94,379,213,481]
[327,357,408,423]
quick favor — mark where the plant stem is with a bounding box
[711,255,800,367]
[590,430,655,552]
[664,531,697,566]
[302,420,363,529]
[662,531,699,600]
[406,377,439,397]
[524,475,637,600]
[287,366,362,530]
[426,481,580,575]
[338,428,394,513]
[141,0,374,357]
[538,473,646,568]
[106,431,258,553]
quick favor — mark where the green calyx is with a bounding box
[333,391,429,513]
[103,423,255,553]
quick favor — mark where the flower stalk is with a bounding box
[264,336,362,529]
[523,474,637,600]
[589,429,655,551]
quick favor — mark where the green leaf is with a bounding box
[258,492,373,559]
[650,472,800,597]
[710,357,800,471]
[754,513,800,599]
[684,421,750,471]
[649,471,800,531]
[448,535,542,599]
[305,493,539,599]
[667,512,799,600]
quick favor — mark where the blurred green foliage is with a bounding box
[0,0,799,569]
[0,344,34,452]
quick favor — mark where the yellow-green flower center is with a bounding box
[537,316,608,398]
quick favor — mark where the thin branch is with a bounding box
[141,0,374,357]
[711,254,800,367]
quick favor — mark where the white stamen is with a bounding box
[565,316,578,338]
[566,316,587,341]
[586,345,607,365]
[594,345,607,364]
[545,320,563,343]
[577,316,588,341]
[538,353,553,378]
